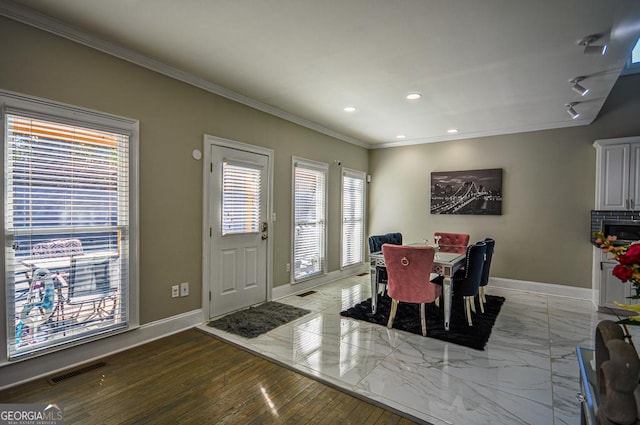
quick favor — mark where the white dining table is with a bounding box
[369,249,465,331]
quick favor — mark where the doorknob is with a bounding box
[261,234,268,240]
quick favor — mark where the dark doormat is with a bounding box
[340,294,505,350]
[208,301,311,338]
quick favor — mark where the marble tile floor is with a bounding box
[198,275,637,425]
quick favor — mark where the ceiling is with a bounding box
[3,0,640,148]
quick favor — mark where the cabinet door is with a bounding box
[598,144,630,210]
[630,144,640,210]
[601,261,639,309]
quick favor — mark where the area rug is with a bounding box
[208,301,311,338]
[340,294,505,350]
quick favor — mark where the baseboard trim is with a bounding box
[0,309,203,391]
[272,264,369,300]
[490,277,592,300]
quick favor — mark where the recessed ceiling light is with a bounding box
[396,134,406,139]
[447,129,459,134]
[343,106,357,112]
[406,93,422,100]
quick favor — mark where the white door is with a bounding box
[209,145,269,318]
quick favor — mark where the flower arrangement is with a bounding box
[594,231,640,321]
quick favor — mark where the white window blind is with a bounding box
[222,160,261,235]
[4,108,132,361]
[341,169,365,268]
[292,158,327,281]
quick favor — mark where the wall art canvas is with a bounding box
[430,168,503,215]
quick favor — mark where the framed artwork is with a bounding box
[430,168,503,215]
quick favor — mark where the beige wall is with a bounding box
[369,73,640,288]
[0,17,368,323]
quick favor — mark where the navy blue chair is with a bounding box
[453,241,487,326]
[479,238,495,310]
[368,233,402,297]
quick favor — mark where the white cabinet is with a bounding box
[600,260,639,310]
[594,137,640,210]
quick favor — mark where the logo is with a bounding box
[0,403,63,425]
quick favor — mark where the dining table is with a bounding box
[369,248,466,331]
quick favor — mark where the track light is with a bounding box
[570,77,589,96]
[566,103,580,120]
[578,34,607,55]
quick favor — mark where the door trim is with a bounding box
[202,135,274,320]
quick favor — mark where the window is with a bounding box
[292,158,327,281]
[2,91,138,361]
[221,160,261,235]
[341,168,366,268]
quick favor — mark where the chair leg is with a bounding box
[387,299,399,329]
[469,296,476,314]
[480,286,487,304]
[464,296,473,326]
[420,303,427,336]
[479,293,485,314]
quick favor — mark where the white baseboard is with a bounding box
[272,264,369,300]
[490,277,592,301]
[0,309,203,391]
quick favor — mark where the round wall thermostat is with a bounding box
[192,149,202,160]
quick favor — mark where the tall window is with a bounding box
[292,158,327,281]
[341,169,366,268]
[2,92,137,361]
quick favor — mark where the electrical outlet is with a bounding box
[171,285,179,298]
[180,282,189,297]
[286,263,291,272]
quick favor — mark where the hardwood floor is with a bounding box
[0,329,418,424]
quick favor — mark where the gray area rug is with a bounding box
[208,301,311,338]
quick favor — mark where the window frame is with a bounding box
[341,168,366,269]
[291,157,328,282]
[0,90,139,364]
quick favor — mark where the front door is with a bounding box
[209,144,269,318]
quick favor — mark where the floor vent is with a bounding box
[297,290,317,297]
[48,361,107,385]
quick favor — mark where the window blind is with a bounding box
[5,113,130,360]
[222,160,261,235]
[293,159,327,281]
[342,169,365,268]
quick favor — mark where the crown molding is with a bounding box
[0,0,371,149]
[371,117,594,149]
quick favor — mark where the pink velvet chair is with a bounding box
[434,232,470,254]
[382,244,442,336]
